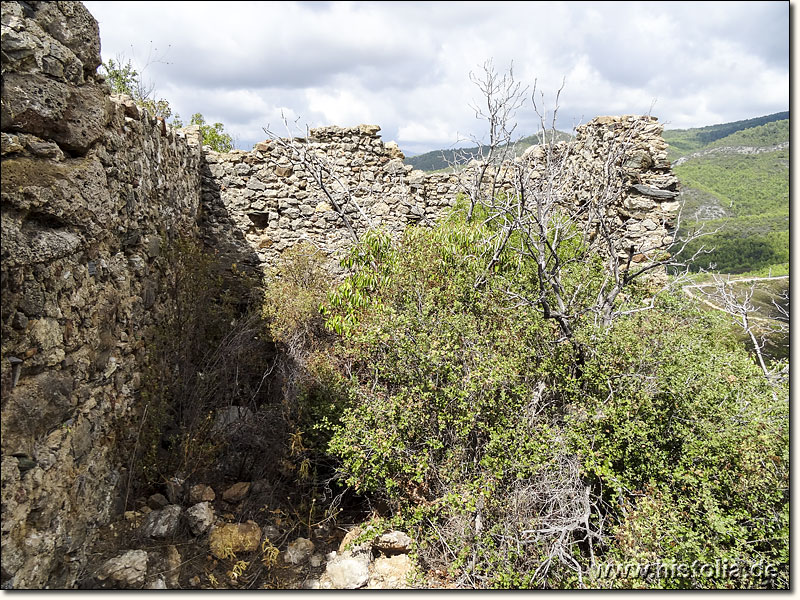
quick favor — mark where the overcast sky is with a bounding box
[83,1,789,154]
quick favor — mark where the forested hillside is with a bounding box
[662,111,789,160]
[406,130,572,172]
[666,114,789,274]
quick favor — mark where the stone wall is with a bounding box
[1,1,203,588]
[204,117,679,273]
[0,0,681,589]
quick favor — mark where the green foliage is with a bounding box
[281,210,788,588]
[679,227,788,274]
[263,242,330,350]
[261,243,348,455]
[102,57,139,97]
[663,111,788,160]
[571,301,788,588]
[707,119,788,149]
[674,150,788,219]
[322,229,394,336]
[667,114,789,276]
[189,113,234,152]
[101,57,173,120]
[100,58,235,148]
[673,148,788,274]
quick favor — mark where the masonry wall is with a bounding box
[1,1,203,588]
[204,118,679,273]
[1,0,681,590]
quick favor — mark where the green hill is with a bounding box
[668,114,789,274]
[406,130,573,172]
[662,111,788,160]
[706,118,789,149]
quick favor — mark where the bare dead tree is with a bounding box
[456,63,715,345]
[698,275,786,401]
[445,60,528,221]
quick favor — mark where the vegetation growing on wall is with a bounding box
[101,58,235,151]
[101,57,174,120]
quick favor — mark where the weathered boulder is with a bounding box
[320,551,370,589]
[384,141,404,160]
[95,550,148,588]
[373,530,413,554]
[147,493,168,510]
[338,526,369,555]
[369,554,414,589]
[0,2,89,85]
[0,73,109,154]
[188,484,215,504]
[309,553,324,568]
[222,481,250,503]
[358,124,381,136]
[284,537,315,565]
[30,0,101,78]
[145,577,167,589]
[185,502,215,536]
[140,505,182,539]
[165,545,181,588]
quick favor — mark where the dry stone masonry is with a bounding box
[2,1,202,588]
[205,117,678,273]
[1,0,679,589]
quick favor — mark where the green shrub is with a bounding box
[569,301,788,587]
[301,212,789,588]
[254,202,788,588]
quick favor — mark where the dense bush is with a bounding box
[262,208,788,589]
[570,301,788,588]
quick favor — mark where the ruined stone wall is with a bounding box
[204,117,679,273]
[0,0,681,590]
[1,1,203,588]
[201,125,422,271]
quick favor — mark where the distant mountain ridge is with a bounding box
[406,130,573,172]
[667,112,789,275]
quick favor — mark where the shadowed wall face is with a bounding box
[1,1,202,588]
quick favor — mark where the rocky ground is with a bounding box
[78,477,418,590]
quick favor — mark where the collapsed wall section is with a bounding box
[204,117,679,273]
[1,1,202,588]
[201,125,428,270]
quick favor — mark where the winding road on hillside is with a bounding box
[672,141,789,167]
[682,275,789,323]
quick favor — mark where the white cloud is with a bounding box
[84,1,789,152]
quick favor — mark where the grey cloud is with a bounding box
[85,1,787,154]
